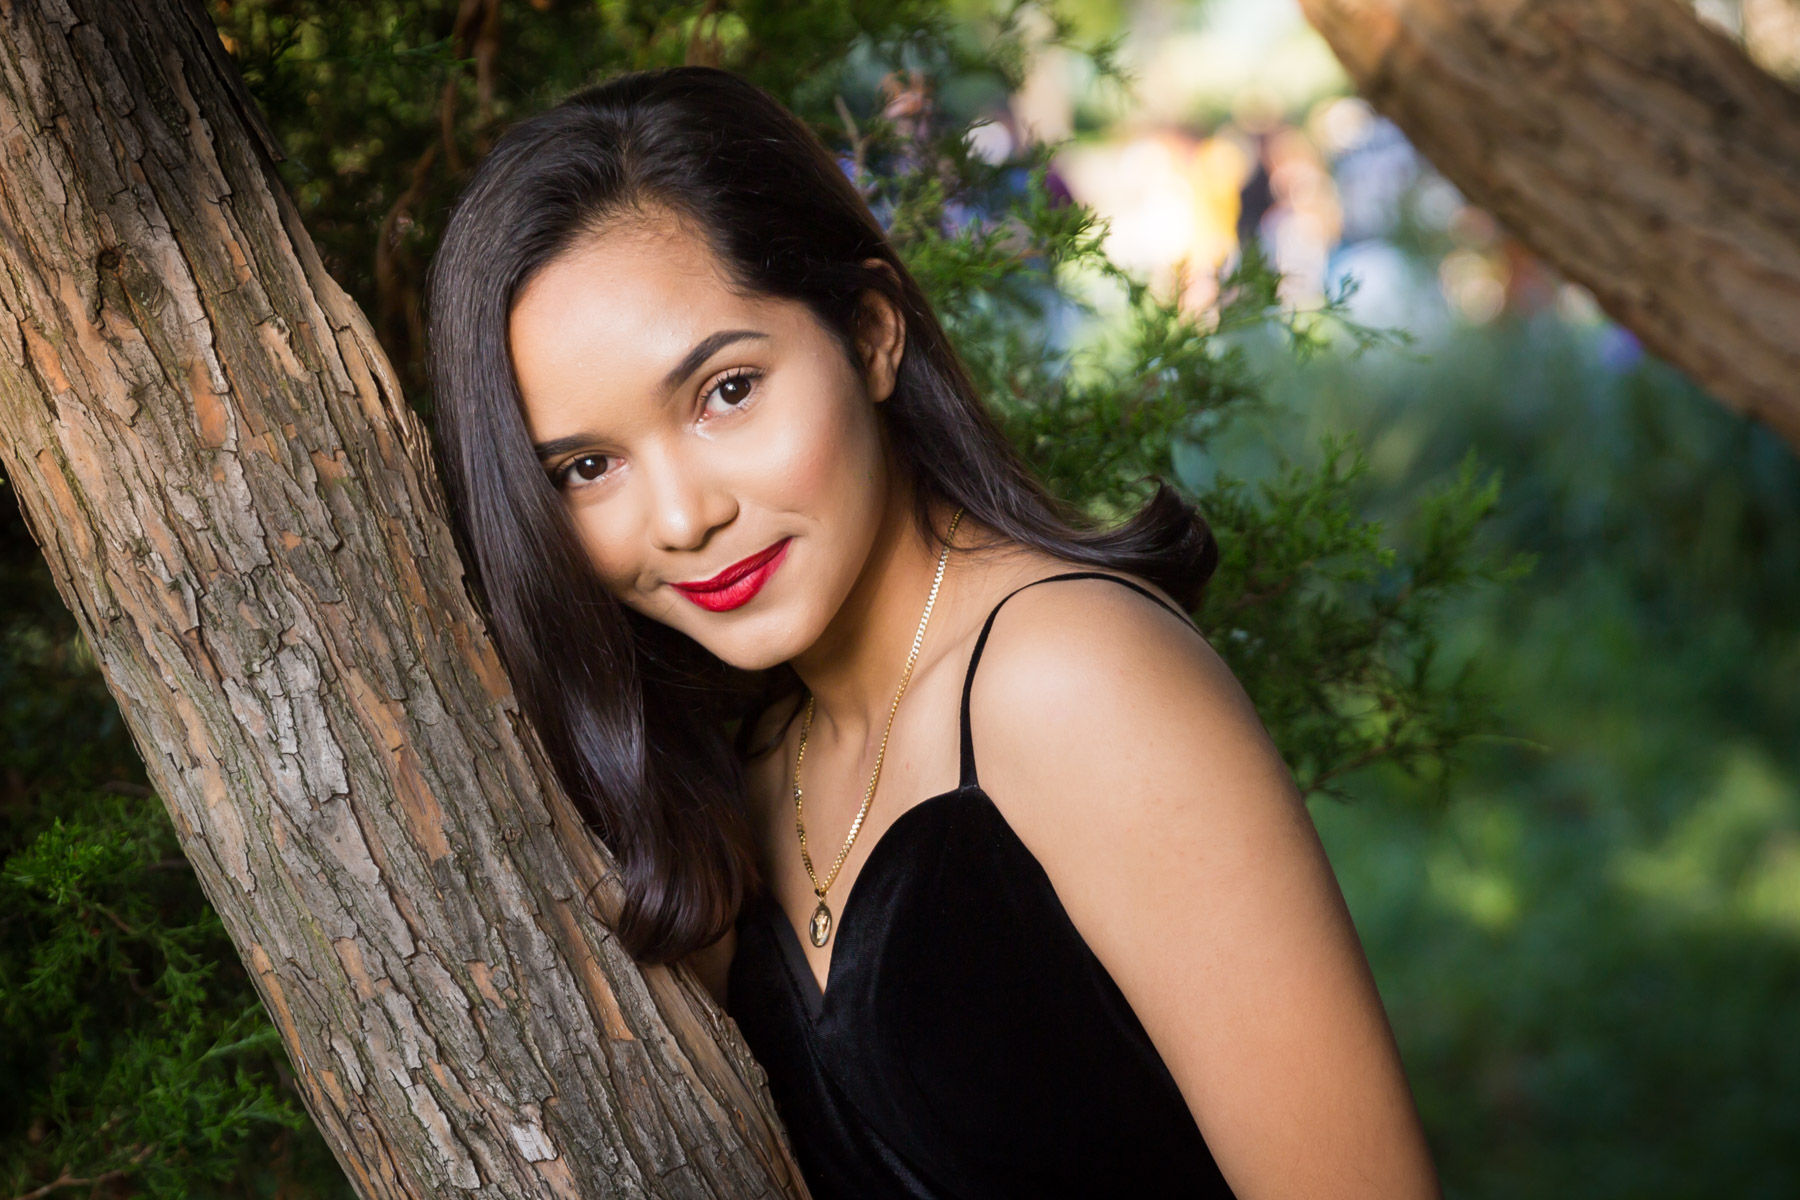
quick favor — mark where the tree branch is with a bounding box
[1298,0,1800,454]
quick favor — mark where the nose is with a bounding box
[641,439,737,554]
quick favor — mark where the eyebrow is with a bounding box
[532,328,770,462]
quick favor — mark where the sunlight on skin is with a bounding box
[506,203,1441,1199]
[973,578,1442,1198]
[506,203,999,1005]
[507,205,899,676]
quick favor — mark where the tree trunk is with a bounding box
[1297,0,1800,454]
[0,1,807,1196]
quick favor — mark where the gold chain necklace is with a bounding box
[793,507,965,948]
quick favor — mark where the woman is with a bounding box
[425,64,1439,1199]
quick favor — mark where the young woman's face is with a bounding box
[507,209,902,670]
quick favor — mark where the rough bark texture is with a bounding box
[0,1,808,1196]
[1298,0,1800,453]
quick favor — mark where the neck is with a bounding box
[788,471,959,745]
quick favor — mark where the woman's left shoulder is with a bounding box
[967,569,1272,783]
[969,570,1441,1197]
[964,564,1325,960]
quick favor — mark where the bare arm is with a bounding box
[972,579,1440,1199]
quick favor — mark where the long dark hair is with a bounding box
[424,65,1218,964]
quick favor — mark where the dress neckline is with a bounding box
[764,783,985,1019]
[756,569,1199,1021]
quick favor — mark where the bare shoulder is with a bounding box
[965,570,1440,1196]
[963,566,1312,909]
[966,571,1270,782]
[965,566,1311,932]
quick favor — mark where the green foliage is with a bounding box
[887,148,1526,797]
[211,0,1523,797]
[1189,440,1532,800]
[0,790,325,1199]
[1274,311,1800,1197]
[211,0,1028,404]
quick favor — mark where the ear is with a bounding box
[854,258,907,404]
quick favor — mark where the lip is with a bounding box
[671,537,792,613]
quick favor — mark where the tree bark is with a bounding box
[0,1,807,1196]
[1297,0,1800,454]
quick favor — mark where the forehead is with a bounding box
[506,211,774,434]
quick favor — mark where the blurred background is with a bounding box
[1044,0,1800,1194]
[1029,2,1800,1195]
[3,1,1797,1196]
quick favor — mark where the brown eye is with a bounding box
[703,368,762,415]
[555,453,613,489]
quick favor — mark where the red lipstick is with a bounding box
[671,537,792,613]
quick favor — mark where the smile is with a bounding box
[671,537,793,612]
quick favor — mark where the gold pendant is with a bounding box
[809,900,833,947]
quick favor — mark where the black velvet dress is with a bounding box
[727,571,1237,1198]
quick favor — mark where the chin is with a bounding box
[685,606,820,673]
[709,645,793,673]
[631,539,838,670]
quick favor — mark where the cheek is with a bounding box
[752,366,883,512]
[567,503,641,594]
[556,356,882,613]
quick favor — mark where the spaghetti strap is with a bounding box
[956,570,1200,791]
[727,562,1235,1195]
